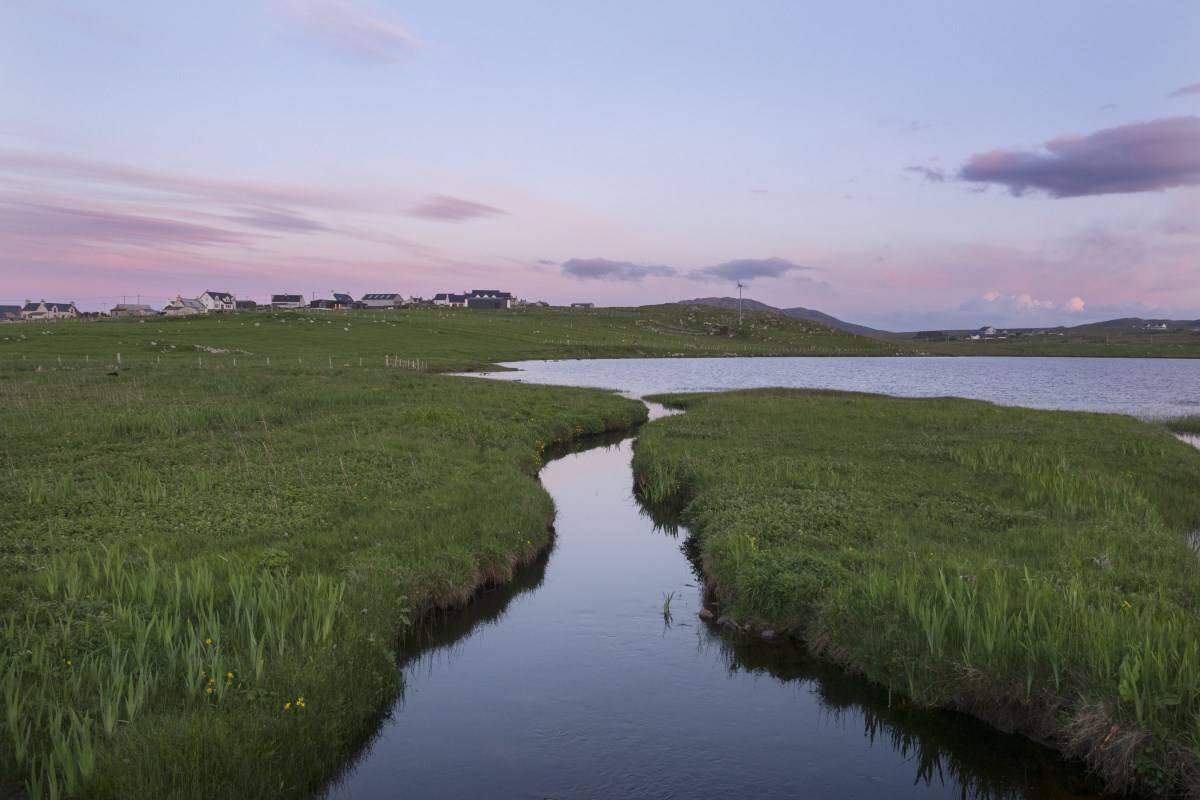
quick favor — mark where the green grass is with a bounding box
[633,388,1200,794]
[900,328,1200,358]
[1165,416,1200,435]
[0,361,646,798]
[0,304,899,375]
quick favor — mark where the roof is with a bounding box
[202,291,234,302]
[361,293,399,300]
[0,305,21,315]
[23,301,76,312]
[271,294,304,303]
[332,293,354,304]
[113,304,153,311]
[235,299,257,307]
[467,289,513,299]
[434,292,468,302]
[170,298,205,310]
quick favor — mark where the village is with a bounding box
[0,289,598,323]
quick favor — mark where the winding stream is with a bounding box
[329,402,1104,799]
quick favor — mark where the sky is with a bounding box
[2,1,1199,329]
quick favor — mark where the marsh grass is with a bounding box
[633,388,1200,794]
[0,358,646,798]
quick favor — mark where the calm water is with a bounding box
[330,408,1104,799]
[479,356,1200,418]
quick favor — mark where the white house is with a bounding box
[360,293,402,309]
[199,290,236,312]
[21,301,78,321]
[271,294,305,309]
[432,292,467,308]
[163,296,206,316]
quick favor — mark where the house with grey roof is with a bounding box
[163,296,206,316]
[110,303,159,318]
[271,294,305,309]
[360,293,402,309]
[21,301,78,321]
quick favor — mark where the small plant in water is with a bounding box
[662,590,676,623]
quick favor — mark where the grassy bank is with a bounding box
[0,363,645,798]
[0,304,898,374]
[633,389,1200,794]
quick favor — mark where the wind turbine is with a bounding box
[736,281,746,327]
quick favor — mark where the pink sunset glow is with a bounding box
[2,2,1199,329]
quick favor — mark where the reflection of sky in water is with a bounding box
[331,436,1102,800]
[480,356,1200,419]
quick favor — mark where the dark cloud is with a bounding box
[284,0,417,65]
[1168,82,1200,99]
[690,257,813,282]
[561,258,676,281]
[959,116,1200,197]
[226,206,328,233]
[905,165,946,183]
[536,258,559,266]
[0,199,244,246]
[408,193,505,222]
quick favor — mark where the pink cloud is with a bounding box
[408,194,506,222]
[960,117,1200,197]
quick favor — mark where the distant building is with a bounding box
[198,290,236,312]
[433,292,468,308]
[271,294,305,309]
[332,293,359,309]
[0,305,22,322]
[360,293,402,309]
[467,289,513,309]
[21,301,78,321]
[235,299,257,311]
[111,303,159,318]
[979,325,997,336]
[570,302,594,309]
[163,296,206,316]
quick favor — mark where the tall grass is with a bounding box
[633,388,1200,794]
[2,547,347,797]
[0,359,646,797]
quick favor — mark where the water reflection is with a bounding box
[329,429,1105,799]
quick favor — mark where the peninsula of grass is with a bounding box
[632,389,1200,795]
[0,357,646,798]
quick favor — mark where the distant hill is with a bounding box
[1070,317,1200,332]
[679,297,891,339]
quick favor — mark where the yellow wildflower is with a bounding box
[284,702,292,711]
[1122,600,1132,609]
[226,671,234,681]
[206,686,213,695]
[205,637,213,646]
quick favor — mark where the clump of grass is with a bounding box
[633,388,1200,795]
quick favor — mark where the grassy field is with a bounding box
[633,389,1200,794]
[0,304,899,375]
[899,328,1200,358]
[0,353,648,797]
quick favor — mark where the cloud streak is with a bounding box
[0,199,245,247]
[690,257,813,282]
[408,194,506,222]
[904,165,946,183]
[561,258,676,281]
[284,0,417,65]
[1168,82,1200,98]
[559,256,815,283]
[959,116,1200,197]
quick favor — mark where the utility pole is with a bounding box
[736,281,746,327]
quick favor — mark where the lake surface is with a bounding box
[330,407,1104,799]
[479,356,1200,418]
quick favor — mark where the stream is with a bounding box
[328,402,1104,799]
